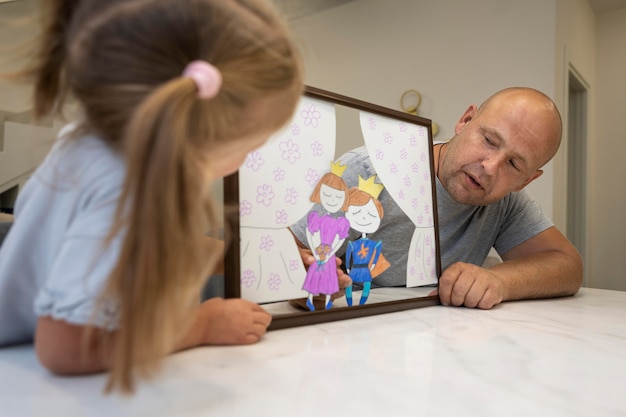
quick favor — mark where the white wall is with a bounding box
[554,0,597,285]
[289,0,557,219]
[593,7,626,290]
[0,0,57,201]
[554,0,626,291]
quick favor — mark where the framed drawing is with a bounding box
[224,86,441,330]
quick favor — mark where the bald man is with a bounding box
[291,87,582,309]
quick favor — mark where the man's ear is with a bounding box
[514,170,543,192]
[454,105,478,134]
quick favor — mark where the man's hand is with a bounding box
[430,262,505,309]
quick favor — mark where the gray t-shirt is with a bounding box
[290,146,553,287]
[0,132,125,346]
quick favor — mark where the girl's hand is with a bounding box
[194,298,272,345]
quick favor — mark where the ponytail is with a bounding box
[32,0,80,118]
[103,76,220,392]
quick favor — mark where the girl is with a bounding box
[0,0,302,393]
[301,162,350,311]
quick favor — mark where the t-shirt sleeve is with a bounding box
[34,188,122,330]
[34,236,121,330]
[493,189,554,256]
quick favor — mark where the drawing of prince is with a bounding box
[344,175,389,306]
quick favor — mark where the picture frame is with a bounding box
[224,86,441,330]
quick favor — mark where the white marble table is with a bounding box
[1,287,624,417]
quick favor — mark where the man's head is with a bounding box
[438,87,562,206]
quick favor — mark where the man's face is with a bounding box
[438,93,559,206]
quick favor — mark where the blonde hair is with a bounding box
[24,0,303,393]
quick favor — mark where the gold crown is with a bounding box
[358,175,384,199]
[330,160,347,177]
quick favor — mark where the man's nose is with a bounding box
[481,153,503,175]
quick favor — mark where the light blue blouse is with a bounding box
[0,131,126,346]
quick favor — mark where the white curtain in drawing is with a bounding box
[359,112,438,287]
[238,97,336,303]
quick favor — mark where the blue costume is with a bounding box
[345,237,382,305]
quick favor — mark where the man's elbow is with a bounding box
[563,249,584,296]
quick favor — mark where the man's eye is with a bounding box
[509,160,520,171]
[484,136,494,145]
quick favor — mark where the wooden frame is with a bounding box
[224,86,440,331]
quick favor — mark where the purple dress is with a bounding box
[301,211,350,295]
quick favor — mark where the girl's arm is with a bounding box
[35,297,271,375]
[35,317,112,375]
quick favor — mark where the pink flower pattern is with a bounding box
[267,273,282,291]
[311,140,324,156]
[240,200,252,216]
[289,260,299,271]
[279,139,301,164]
[245,151,264,171]
[284,187,299,205]
[301,104,321,128]
[241,269,257,288]
[304,169,319,188]
[275,209,288,225]
[273,167,286,181]
[259,235,274,252]
[256,184,275,207]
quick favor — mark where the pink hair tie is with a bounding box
[183,60,222,99]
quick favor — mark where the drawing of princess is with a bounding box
[344,175,388,306]
[301,161,350,311]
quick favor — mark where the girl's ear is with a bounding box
[454,105,478,135]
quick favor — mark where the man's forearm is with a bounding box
[490,249,583,302]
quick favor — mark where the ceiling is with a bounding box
[582,0,626,13]
[273,0,626,18]
[272,0,359,20]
